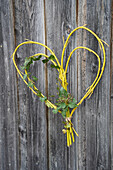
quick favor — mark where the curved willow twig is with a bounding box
[61,26,108,118]
[65,46,101,105]
[12,41,60,110]
[11,25,108,147]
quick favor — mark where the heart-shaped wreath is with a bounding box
[12,25,108,147]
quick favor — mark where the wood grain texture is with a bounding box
[111,1,113,169]
[0,0,112,170]
[76,1,87,169]
[45,1,67,169]
[77,0,111,170]
[45,0,78,169]
[0,0,18,169]
[13,0,47,169]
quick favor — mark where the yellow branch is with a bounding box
[65,46,101,116]
[11,40,61,67]
[29,53,57,66]
[61,26,106,96]
[65,46,101,89]
[61,26,105,69]
[62,26,107,117]
[12,42,58,110]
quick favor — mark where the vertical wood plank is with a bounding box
[0,1,112,170]
[0,0,18,169]
[76,1,88,169]
[111,1,113,169]
[77,0,111,169]
[45,0,77,169]
[45,1,67,168]
[13,0,47,169]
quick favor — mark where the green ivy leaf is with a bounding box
[20,58,32,71]
[59,87,68,97]
[48,55,55,60]
[23,74,27,80]
[20,66,26,70]
[72,98,77,104]
[27,81,34,88]
[34,88,42,97]
[68,98,77,108]
[24,57,33,67]
[52,109,58,114]
[25,65,30,71]
[40,96,47,102]
[50,64,60,70]
[59,102,66,109]
[68,103,76,108]
[32,55,42,61]
[57,106,62,110]
[42,59,49,63]
[32,76,38,81]
[57,86,60,92]
[62,111,66,118]
[61,106,68,118]
[35,90,42,97]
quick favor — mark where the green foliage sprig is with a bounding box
[20,54,77,120]
[52,87,77,118]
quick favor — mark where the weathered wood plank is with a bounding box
[0,0,18,169]
[76,1,87,169]
[45,1,67,168]
[45,0,77,169]
[77,0,111,170]
[13,0,47,169]
[0,1,112,170]
[111,1,113,169]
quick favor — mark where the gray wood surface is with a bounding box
[77,1,111,170]
[0,0,18,169]
[13,1,47,170]
[45,0,78,169]
[45,1,67,169]
[111,1,113,169]
[0,0,112,170]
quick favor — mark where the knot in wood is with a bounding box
[91,63,98,73]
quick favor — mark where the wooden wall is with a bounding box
[0,0,112,169]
